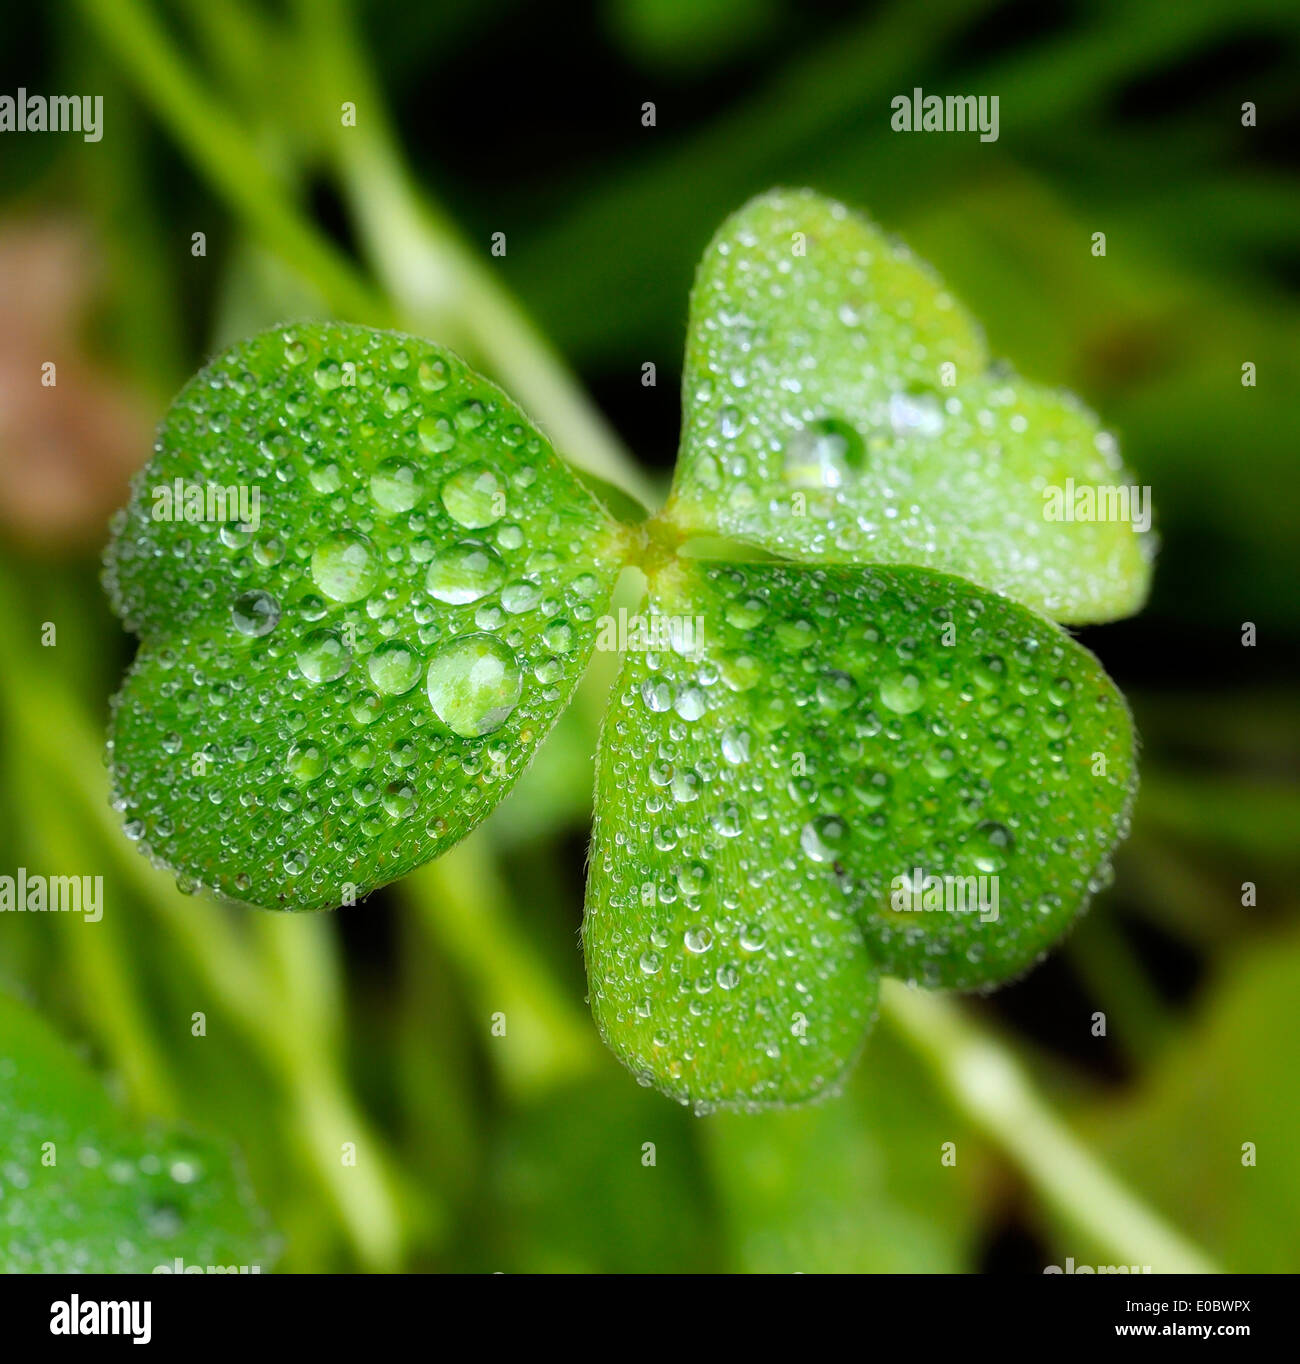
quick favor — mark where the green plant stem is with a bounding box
[0,636,176,1119]
[880,980,1217,1272]
[6,745,178,1120]
[156,889,413,1269]
[78,0,656,507]
[408,838,598,1101]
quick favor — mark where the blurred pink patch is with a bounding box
[0,217,153,548]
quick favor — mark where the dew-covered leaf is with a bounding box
[583,560,1135,1108]
[665,189,1154,624]
[0,988,274,1272]
[105,324,628,911]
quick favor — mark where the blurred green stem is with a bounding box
[75,0,388,320]
[77,0,655,506]
[881,981,1216,1272]
[3,727,178,1120]
[297,0,657,506]
[409,837,598,1101]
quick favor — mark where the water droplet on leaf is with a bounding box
[230,590,280,637]
[425,633,522,737]
[311,532,378,603]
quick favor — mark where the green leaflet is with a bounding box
[583,561,1135,1109]
[666,189,1154,624]
[0,988,273,1272]
[106,324,627,911]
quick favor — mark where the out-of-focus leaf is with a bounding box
[0,987,274,1272]
[484,1076,715,1272]
[606,0,778,71]
[707,1028,980,1271]
[1137,769,1300,860]
[1084,930,1300,1271]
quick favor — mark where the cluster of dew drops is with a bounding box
[684,206,967,537]
[591,563,1133,1055]
[107,328,612,905]
[677,194,1133,608]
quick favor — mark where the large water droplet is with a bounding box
[783,417,864,488]
[968,820,1015,872]
[684,926,714,954]
[285,742,324,782]
[817,670,856,711]
[854,769,892,807]
[425,541,505,604]
[641,678,673,713]
[677,862,711,897]
[425,633,522,737]
[418,358,449,391]
[231,590,281,637]
[718,650,761,691]
[800,814,850,863]
[879,669,925,714]
[674,686,707,721]
[313,359,342,391]
[500,580,541,614]
[721,726,751,764]
[441,464,504,528]
[888,388,945,437]
[367,640,422,695]
[725,596,767,630]
[382,781,416,819]
[311,532,378,602]
[308,461,342,494]
[296,628,351,684]
[739,923,767,952]
[370,458,423,514]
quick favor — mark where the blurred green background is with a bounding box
[1,0,1297,1272]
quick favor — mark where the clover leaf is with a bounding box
[105,190,1153,1108]
[106,324,627,912]
[583,561,1135,1109]
[0,987,273,1272]
[666,189,1155,625]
